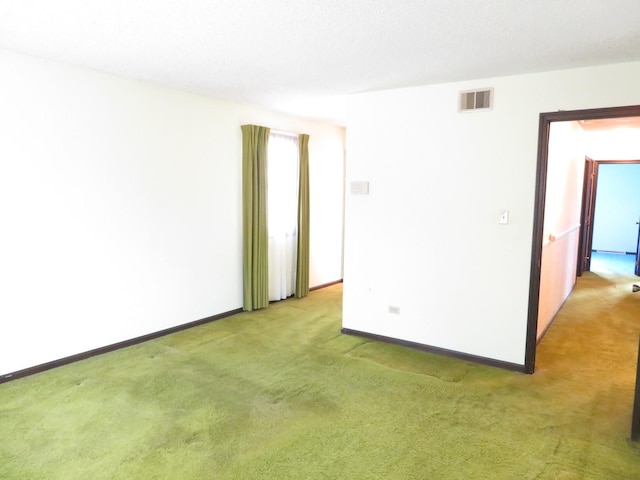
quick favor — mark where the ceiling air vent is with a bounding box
[459,88,493,112]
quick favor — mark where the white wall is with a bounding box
[585,127,640,254]
[0,49,345,376]
[344,61,640,366]
[584,127,640,161]
[537,121,584,338]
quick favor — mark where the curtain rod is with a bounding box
[270,129,299,137]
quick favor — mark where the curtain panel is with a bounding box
[241,125,270,311]
[295,133,310,298]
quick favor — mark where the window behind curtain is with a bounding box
[267,132,299,300]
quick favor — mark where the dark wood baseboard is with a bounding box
[2,282,344,384]
[268,280,344,304]
[592,250,637,256]
[310,279,343,291]
[0,308,243,385]
[341,328,526,373]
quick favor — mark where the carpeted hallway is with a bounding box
[1,274,640,479]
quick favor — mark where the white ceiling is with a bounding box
[1,0,640,125]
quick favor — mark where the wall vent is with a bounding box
[459,88,493,112]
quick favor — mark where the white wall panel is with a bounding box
[344,61,640,365]
[0,50,344,375]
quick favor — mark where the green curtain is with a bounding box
[241,125,270,311]
[295,134,310,298]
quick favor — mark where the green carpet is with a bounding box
[2,275,640,479]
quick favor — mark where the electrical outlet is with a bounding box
[388,305,400,315]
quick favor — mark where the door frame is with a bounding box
[636,220,640,276]
[576,157,596,276]
[525,104,640,374]
[578,159,640,276]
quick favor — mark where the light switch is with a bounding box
[499,210,509,225]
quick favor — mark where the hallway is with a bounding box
[536,270,640,442]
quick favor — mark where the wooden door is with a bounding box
[631,335,640,440]
[577,158,597,276]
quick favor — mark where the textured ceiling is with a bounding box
[1,0,640,124]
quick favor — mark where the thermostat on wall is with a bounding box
[350,181,370,195]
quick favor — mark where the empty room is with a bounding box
[2,1,640,478]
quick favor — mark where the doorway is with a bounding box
[579,160,640,276]
[525,105,640,374]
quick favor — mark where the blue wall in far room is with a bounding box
[592,163,640,253]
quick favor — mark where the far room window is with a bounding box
[267,131,299,300]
